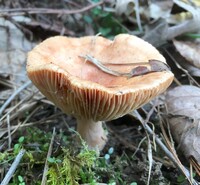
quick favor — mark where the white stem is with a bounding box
[77,118,107,150]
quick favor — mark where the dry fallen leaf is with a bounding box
[0,17,35,101]
[114,0,135,16]
[165,85,200,174]
[178,58,200,77]
[0,17,34,84]
[173,39,200,68]
[148,1,173,20]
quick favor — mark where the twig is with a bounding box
[6,115,11,149]
[0,112,63,140]
[79,54,171,78]
[0,93,34,124]
[2,104,42,140]
[0,149,25,185]
[159,117,192,182]
[134,110,199,185]
[41,127,56,185]
[164,48,200,87]
[108,126,174,167]
[134,0,143,32]
[167,0,200,40]
[146,133,153,185]
[0,101,37,128]
[79,54,132,77]
[143,0,200,46]
[135,105,156,185]
[0,120,54,140]
[132,136,146,157]
[0,77,13,89]
[0,1,104,17]
[0,81,32,116]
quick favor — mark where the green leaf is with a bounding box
[91,0,100,2]
[14,143,20,151]
[83,15,93,24]
[177,174,186,183]
[130,182,137,185]
[104,154,110,160]
[26,152,34,163]
[91,7,101,15]
[18,175,24,182]
[18,136,25,143]
[48,157,56,163]
[98,27,112,36]
[108,182,116,185]
[184,33,200,38]
[108,147,114,155]
[56,159,62,163]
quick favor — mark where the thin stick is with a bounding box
[134,0,143,32]
[167,0,200,40]
[4,105,42,140]
[0,101,37,128]
[0,81,32,116]
[164,48,200,87]
[0,1,104,17]
[79,55,131,77]
[132,136,146,157]
[135,105,156,185]
[79,55,170,78]
[134,110,199,185]
[41,127,56,185]
[6,114,11,149]
[0,149,25,185]
[159,118,191,180]
[0,93,34,124]
[108,125,174,167]
[0,120,54,140]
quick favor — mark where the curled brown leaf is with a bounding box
[165,85,200,168]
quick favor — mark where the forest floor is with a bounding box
[0,1,200,185]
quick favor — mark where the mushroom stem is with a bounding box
[76,118,107,150]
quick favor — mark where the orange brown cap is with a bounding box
[27,34,174,149]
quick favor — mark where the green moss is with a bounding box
[47,147,98,185]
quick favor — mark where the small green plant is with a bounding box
[104,147,114,162]
[130,182,137,185]
[18,175,25,185]
[13,136,25,154]
[1,128,139,184]
[83,4,127,38]
[177,172,196,184]
[1,127,55,184]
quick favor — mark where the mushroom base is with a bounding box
[76,118,107,150]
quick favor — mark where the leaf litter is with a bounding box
[165,85,200,176]
[0,0,200,185]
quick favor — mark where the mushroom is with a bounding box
[27,34,174,150]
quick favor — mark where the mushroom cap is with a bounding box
[27,34,174,121]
